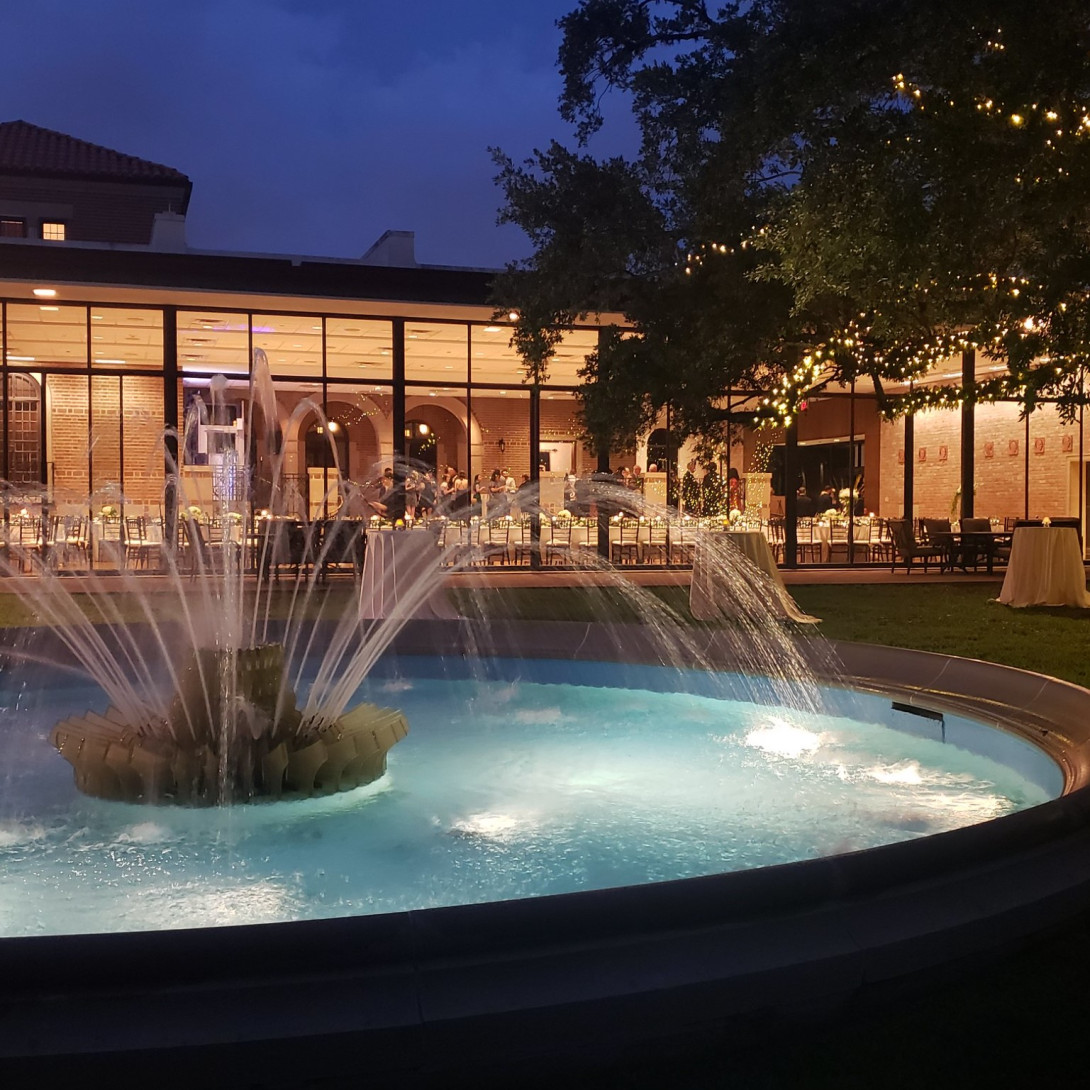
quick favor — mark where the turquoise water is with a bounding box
[0,658,1059,937]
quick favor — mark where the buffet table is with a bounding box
[360,529,458,619]
[997,526,1090,608]
[690,530,819,624]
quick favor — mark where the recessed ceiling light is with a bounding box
[94,358,126,365]
[7,355,35,362]
[39,306,59,312]
[483,325,501,333]
[33,288,57,298]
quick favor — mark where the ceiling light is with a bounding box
[7,355,35,361]
[32,288,57,298]
[483,325,501,333]
[94,358,126,365]
[39,306,59,312]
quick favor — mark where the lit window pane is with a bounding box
[41,221,66,241]
[406,323,468,382]
[325,318,393,380]
[177,311,249,375]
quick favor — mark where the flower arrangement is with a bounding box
[839,487,852,509]
[394,518,404,528]
[100,504,118,520]
[728,508,742,525]
[555,509,571,519]
[225,511,243,523]
[1042,516,1052,527]
[187,505,202,520]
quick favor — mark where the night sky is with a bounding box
[2,0,631,268]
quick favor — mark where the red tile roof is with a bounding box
[0,120,191,186]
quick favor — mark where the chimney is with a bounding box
[148,211,188,252]
[361,230,417,267]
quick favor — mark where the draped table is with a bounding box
[360,529,458,619]
[690,529,819,624]
[997,526,1090,608]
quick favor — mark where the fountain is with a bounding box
[2,360,1090,1081]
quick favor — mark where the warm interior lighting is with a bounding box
[32,288,57,298]
[507,310,519,321]
[417,423,429,436]
[327,421,340,433]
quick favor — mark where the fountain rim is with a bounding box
[3,618,1090,1077]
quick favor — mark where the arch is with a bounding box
[5,373,42,484]
[404,396,481,476]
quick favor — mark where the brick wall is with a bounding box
[879,401,1083,520]
[0,176,188,244]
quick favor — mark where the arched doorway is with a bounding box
[405,419,438,473]
[305,418,349,476]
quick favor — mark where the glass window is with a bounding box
[2,372,42,485]
[41,221,66,241]
[252,313,323,377]
[6,303,87,369]
[177,311,249,375]
[0,218,26,237]
[325,318,393,381]
[404,389,473,483]
[406,322,468,383]
[46,373,90,499]
[547,329,599,386]
[123,375,167,508]
[90,307,163,370]
[470,323,525,385]
[91,375,122,499]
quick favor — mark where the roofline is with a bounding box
[0,165,193,214]
[0,240,495,308]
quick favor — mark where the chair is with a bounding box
[795,517,822,563]
[480,518,512,566]
[766,516,785,563]
[544,517,574,566]
[1047,517,1083,548]
[955,517,993,571]
[125,516,158,570]
[58,515,91,570]
[888,518,947,573]
[870,518,894,564]
[827,519,870,564]
[919,518,956,569]
[669,520,698,565]
[317,519,366,579]
[610,518,642,565]
[17,516,44,572]
[512,517,535,566]
[643,518,670,565]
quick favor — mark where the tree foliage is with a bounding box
[493,0,1090,445]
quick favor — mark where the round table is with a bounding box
[997,526,1090,608]
[690,530,819,624]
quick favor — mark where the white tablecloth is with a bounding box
[690,530,819,624]
[997,526,1090,608]
[360,529,457,619]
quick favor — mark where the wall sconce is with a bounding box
[497,437,506,453]
[417,422,430,436]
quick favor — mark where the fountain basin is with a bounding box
[3,620,1090,1084]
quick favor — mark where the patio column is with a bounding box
[390,318,406,521]
[784,417,798,567]
[529,384,541,568]
[961,348,975,519]
[163,307,179,552]
[903,412,914,522]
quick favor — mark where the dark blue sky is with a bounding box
[2,0,631,268]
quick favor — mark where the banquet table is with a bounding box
[997,526,1090,608]
[690,530,819,624]
[360,528,458,619]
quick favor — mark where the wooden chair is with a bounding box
[669,520,698,565]
[610,517,642,565]
[480,518,512,566]
[766,516,785,563]
[643,518,669,565]
[888,518,947,573]
[513,517,535,566]
[544,516,574,565]
[125,516,158,570]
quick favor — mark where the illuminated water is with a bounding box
[0,657,1059,938]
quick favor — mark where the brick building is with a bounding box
[0,121,1085,561]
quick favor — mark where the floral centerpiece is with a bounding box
[100,504,118,520]
[728,508,742,526]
